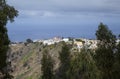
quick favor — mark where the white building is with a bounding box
[43,39,55,45]
[43,37,63,45]
[62,38,69,42]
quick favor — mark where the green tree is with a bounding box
[116,40,120,63]
[41,49,54,79]
[56,42,71,79]
[68,48,100,79]
[113,41,120,79]
[0,0,18,78]
[118,34,120,39]
[26,38,33,43]
[94,23,116,79]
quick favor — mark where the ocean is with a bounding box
[7,25,120,42]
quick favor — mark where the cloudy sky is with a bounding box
[7,0,120,41]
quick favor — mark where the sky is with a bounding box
[7,0,120,41]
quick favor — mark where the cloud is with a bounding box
[8,0,120,13]
[6,0,120,41]
[7,0,120,25]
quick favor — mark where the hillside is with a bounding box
[8,42,63,79]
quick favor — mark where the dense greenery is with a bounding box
[41,49,54,79]
[113,40,120,79]
[95,23,116,79]
[56,42,71,79]
[68,48,101,79]
[41,23,120,79]
[0,0,18,78]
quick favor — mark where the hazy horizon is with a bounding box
[7,24,119,41]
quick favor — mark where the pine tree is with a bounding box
[116,41,120,64]
[68,48,101,79]
[94,23,116,79]
[0,0,18,78]
[41,49,54,79]
[57,42,71,79]
[113,40,120,79]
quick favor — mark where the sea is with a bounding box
[7,25,120,42]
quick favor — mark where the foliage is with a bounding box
[0,0,18,78]
[94,23,116,79]
[41,49,54,79]
[26,38,33,43]
[56,42,71,79]
[118,34,120,38]
[68,48,101,79]
[112,41,120,79]
[116,42,120,63]
[96,23,116,44]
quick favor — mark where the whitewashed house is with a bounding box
[62,38,69,42]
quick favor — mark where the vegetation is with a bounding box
[41,49,54,79]
[68,48,101,79]
[26,39,33,43]
[0,2,119,78]
[40,23,120,79]
[113,40,120,79]
[56,42,71,79]
[0,0,18,78]
[94,23,116,79]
